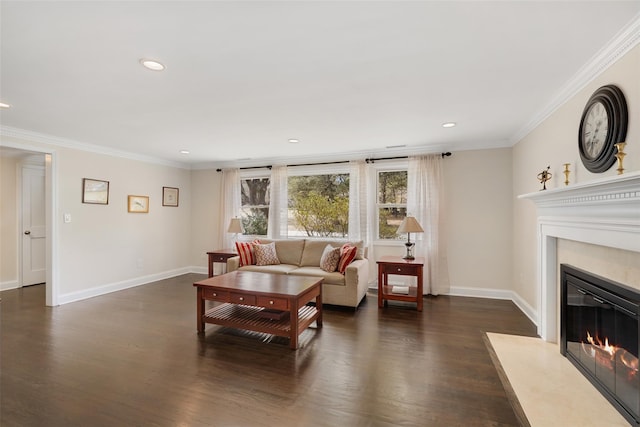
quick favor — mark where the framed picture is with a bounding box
[82,178,109,204]
[162,187,179,207]
[128,195,149,213]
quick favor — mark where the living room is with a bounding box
[1,2,640,425]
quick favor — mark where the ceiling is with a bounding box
[1,1,639,168]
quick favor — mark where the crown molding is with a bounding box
[510,12,640,145]
[0,126,191,170]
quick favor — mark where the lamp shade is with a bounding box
[397,216,424,234]
[227,217,243,234]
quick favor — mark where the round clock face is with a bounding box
[578,85,628,173]
[581,101,609,159]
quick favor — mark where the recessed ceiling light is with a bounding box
[140,59,165,71]
[442,122,456,128]
[179,150,190,154]
[288,139,299,144]
[0,102,11,109]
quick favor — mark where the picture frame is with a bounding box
[82,178,109,204]
[162,186,179,207]
[128,195,149,213]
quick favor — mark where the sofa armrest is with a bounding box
[227,256,240,272]
[344,258,369,288]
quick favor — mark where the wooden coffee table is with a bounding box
[193,271,323,349]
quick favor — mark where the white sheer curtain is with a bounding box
[219,168,241,249]
[348,160,375,260]
[267,165,288,239]
[407,154,450,295]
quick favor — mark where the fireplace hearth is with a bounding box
[561,264,640,426]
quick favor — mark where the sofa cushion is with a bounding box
[299,239,365,266]
[235,241,256,266]
[290,267,346,286]
[319,244,341,272]
[239,264,299,274]
[258,239,305,266]
[255,242,280,266]
[338,244,357,274]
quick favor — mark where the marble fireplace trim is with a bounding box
[519,171,640,342]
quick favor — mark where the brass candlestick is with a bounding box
[563,163,571,186]
[615,142,626,175]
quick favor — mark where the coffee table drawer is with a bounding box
[203,289,229,301]
[231,293,256,305]
[256,296,289,310]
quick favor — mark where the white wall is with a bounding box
[1,136,193,303]
[512,44,640,311]
[445,148,513,296]
[190,169,222,273]
[0,156,19,288]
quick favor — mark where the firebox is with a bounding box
[561,264,640,426]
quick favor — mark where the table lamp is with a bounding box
[397,216,424,260]
[227,217,243,248]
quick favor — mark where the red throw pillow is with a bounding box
[337,244,357,274]
[235,240,260,266]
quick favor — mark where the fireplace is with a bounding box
[561,264,640,425]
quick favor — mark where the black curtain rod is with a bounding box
[216,152,452,172]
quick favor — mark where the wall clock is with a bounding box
[578,84,628,173]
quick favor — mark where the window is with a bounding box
[377,170,407,239]
[288,172,349,237]
[240,177,270,236]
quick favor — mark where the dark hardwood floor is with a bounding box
[1,274,537,426]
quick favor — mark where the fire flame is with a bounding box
[586,331,617,356]
[583,331,639,380]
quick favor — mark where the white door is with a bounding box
[21,165,46,286]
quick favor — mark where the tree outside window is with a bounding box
[288,174,349,237]
[240,177,269,236]
[377,170,407,239]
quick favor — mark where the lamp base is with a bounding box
[403,242,415,260]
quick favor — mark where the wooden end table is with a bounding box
[377,256,425,311]
[206,249,237,277]
[193,271,323,350]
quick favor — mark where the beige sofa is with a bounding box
[227,238,369,308]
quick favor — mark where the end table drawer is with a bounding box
[231,293,256,305]
[211,254,233,262]
[383,265,418,276]
[256,296,289,310]
[203,289,229,301]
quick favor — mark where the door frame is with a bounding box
[6,140,58,306]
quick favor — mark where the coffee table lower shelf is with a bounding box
[203,303,319,344]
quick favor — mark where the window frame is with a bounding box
[373,160,408,242]
[239,169,271,238]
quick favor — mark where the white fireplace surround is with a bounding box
[519,171,640,342]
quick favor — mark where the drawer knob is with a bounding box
[397,268,402,272]
[239,297,244,301]
[269,300,274,305]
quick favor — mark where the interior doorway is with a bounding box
[0,143,57,306]
[21,162,46,286]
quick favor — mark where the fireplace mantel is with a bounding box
[519,171,640,342]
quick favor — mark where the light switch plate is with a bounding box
[64,213,71,223]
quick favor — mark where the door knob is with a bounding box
[24,230,31,235]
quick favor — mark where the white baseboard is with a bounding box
[1,280,19,291]
[58,267,194,305]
